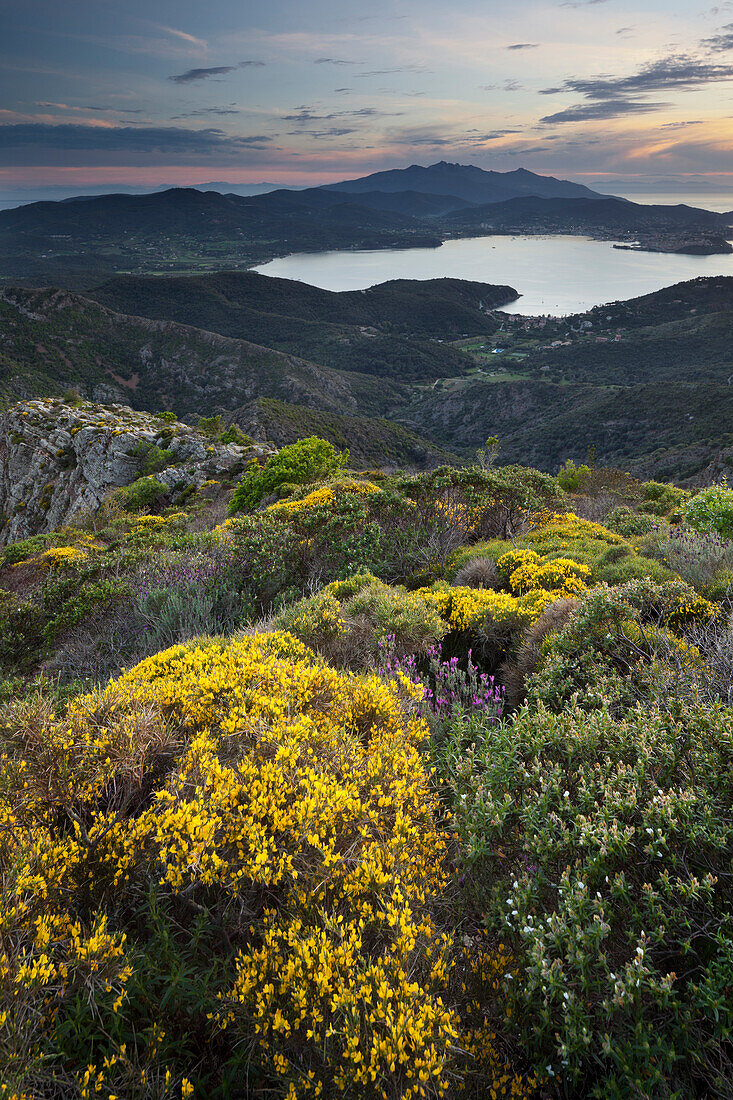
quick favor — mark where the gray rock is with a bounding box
[0,398,272,543]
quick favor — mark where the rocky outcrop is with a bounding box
[0,398,272,543]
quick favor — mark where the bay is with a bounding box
[253,234,733,316]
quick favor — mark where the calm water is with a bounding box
[254,234,733,316]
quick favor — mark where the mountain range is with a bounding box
[1,161,730,288]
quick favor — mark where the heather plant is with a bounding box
[132,556,248,650]
[660,523,733,593]
[436,700,733,1098]
[376,636,504,729]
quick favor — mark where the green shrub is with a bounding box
[435,700,733,1098]
[0,595,46,670]
[114,477,168,513]
[274,577,447,667]
[594,544,672,586]
[527,579,712,713]
[222,512,301,611]
[197,413,224,438]
[605,506,654,538]
[218,423,253,446]
[642,479,686,514]
[684,480,733,537]
[557,459,592,493]
[229,438,347,514]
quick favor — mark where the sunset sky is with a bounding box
[2,0,733,192]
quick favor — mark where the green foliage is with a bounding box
[154,410,177,423]
[605,505,654,537]
[593,543,672,586]
[557,458,592,493]
[218,423,252,446]
[435,700,733,1097]
[197,414,224,439]
[114,476,168,513]
[527,578,712,713]
[684,480,733,537]
[0,595,46,670]
[229,437,347,514]
[275,576,447,666]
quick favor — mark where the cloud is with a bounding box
[481,79,523,91]
[541,54,733,99]
[34,102,144,115]
[660,119,704,128]
[314,57,358,64]
[154,25,208,50]
[560,0,613,7]
[169,60,264,83]
[0,123,273,166]
[701,23,733,51]
[356,66,429,77]
[540,99,670,122]
[169,65,237,83]
[506,42,539,50]
[171,107,241,118]
[282,107,394,124]
[287,127,358,137]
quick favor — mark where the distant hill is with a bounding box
[443,194,732,234]
[322,161,605,205]
[0,187,439,285]
[1,163,729,287]
[4,276,733,479]
[262,186,476,217]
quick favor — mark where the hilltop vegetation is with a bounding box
[3,406,733,1097]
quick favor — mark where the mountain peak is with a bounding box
[321,161,606,206]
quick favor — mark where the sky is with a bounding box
[2,0,733,193]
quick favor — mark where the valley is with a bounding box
[2,270,732,481]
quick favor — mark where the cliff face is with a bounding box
[0,398,271,543]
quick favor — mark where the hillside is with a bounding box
[2,162,729,286]
[0,186,440,285]
[0,285,408,419]
[4,276,733,480]
[90,272,517,380]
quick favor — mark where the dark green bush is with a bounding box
[0,595,46,670]
[605,505,654,537]
[114,477,169,513]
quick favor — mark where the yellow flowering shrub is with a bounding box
[0,632,533,1097]
[495,549,540,585]
[129,512,188,535]
[508,557,590,597]
[268,479,381,517]
[15,545,88,570]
